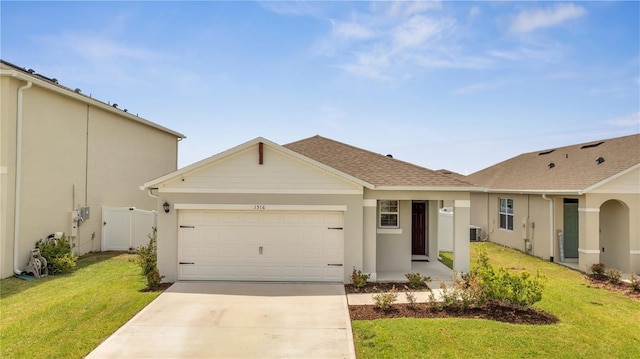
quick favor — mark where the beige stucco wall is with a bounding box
[155,193,363,283]
[1,75,180,278]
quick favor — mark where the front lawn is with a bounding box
[0,252,162,358]
[353,242,640,359]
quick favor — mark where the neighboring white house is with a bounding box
[1,60,185,279]
[142,136,481,283]
[467,134,640,275]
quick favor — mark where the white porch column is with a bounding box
[363,199,377,281]
[579,207,600,273]
[453,200,471,273]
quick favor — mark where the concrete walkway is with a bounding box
[87,282,355,359]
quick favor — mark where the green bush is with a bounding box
[372,286,397,310]
[590,263,606,280]
[349,267,370,291]
[137,227,163,287]
[630,273,640,292]
[470,248,546,307]
[36,234,77,274]
[605,267,621,285]
[405,272,431,289]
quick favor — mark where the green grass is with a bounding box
[354,242,640,359]
[0,252,162,359]
[438,251,453,269]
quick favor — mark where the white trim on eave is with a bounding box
[582,163,640,194]
[482,189,583,195]
[158,188,363,195]
[0,69,185,139]
[142,137,373,190]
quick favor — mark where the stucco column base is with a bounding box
[579,251,600,273]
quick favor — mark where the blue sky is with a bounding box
[2,1,638,174]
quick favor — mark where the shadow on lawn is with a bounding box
[0,251,127,298]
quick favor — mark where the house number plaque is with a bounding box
[254,205,266,210]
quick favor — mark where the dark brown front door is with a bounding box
[412,202,428,255]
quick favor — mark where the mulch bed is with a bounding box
[140,282,173,292]
[349,302,559,325]
[346,282,558,325]
[585,275,640,301]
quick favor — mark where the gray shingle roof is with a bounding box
[467,133,640,192]
[284,135,476,188]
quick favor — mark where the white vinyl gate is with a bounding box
[102,207,157,251]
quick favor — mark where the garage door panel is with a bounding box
[178,210,344,281]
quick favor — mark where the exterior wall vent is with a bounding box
[581,141,604,149]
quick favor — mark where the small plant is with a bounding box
[605,267,621,285]
[630,273,640,292]
[36,234,77,274]
[404,285,417,307]
[372,286,398,310]
[590,263,606,280]
[349,267,370,291]
[405,272,431,289]
[137,227,164,287]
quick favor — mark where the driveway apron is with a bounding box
[86,282,355,359]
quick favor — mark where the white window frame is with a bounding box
[499,198,514,231]
[379,200,399,228]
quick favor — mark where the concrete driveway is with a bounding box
[86,282,355,359]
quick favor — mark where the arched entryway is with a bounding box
[599,200,630,272]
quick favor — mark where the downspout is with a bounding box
[14,81,32,274]
[542,194,554,262]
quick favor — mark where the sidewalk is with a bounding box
[347,288,446,305]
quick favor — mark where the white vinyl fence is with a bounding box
[101,207,157,251]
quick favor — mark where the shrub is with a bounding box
[404,285,417,307]
[36,234,77,274]
[372,286,397,310]
[405,272,431,289]
[137,227,158,276]
[605,267,621,285]
[349,267,370,291]
[470,248,545,307]
[137,227,163,287]
[590,263,606,280]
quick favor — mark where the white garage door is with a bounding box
[178,210,344,281]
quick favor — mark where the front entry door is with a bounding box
[412,202,428,255]
[563,199,579,258]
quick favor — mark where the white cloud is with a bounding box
[606,112,640,127]
[454,82,490,95]
[332,21,373,40]
[393,15,450,49]
[387,0,442,18]
[509,3,586,34]
[468,6,481,20]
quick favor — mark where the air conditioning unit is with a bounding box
[470,225,482,241]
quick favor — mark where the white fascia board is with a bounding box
[143,137,373,190]
[373,186,484,192]
[157,187,363,195]
[0,69,186,139]
[582,163,640,194]
[174,203,347,211]
[483,189,583,195]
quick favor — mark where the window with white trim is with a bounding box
[379,200,399,228]
[499,198,514,230]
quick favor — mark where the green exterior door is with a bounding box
[563,199,579,258]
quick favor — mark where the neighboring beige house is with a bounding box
[1,60,185,279]
[467,134,640,275]
[142,136,482,283]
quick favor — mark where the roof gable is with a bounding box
[142,137,368,193]
[467,134,640,193]
[284,136,477,189]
